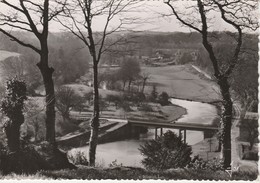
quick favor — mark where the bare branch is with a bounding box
[0,28,40,53]
[165,0,202,33]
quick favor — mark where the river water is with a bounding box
[69,98,218,167]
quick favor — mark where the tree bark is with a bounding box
[89,61,100,166]
[37,41,56,144]
[141,78,147,93]
[128,79,132,91]
[5,115,24,152]
[218,76,232,168]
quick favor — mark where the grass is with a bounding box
[142,65,220,103]
[0,166,258,180]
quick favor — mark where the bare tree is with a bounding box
[165,0,258,168]
[57,0,142,166]
[140,72,150,93]
[0,0,65,144]
[118,58,141,92]
[56,86,85,121]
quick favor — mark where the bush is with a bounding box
[109,159,123,168]
[106,94,121,105]
[133,92,146,105]
[158,92,170,106]
[149,85,158,102]
[139,131,192,170]
[122,92,134,102]
[68,151,88,166]
[187,156,224,171]
[138,103,153,112]
[119,101,132,112]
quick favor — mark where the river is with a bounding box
[68,98,218,167]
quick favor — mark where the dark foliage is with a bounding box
[187,156,224,171]
[158,92,170,106]
[1,78,27,152]
[139,131,192,170]
[0,142,76,175]
[149,85,158,103]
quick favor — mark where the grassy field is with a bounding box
[142,65,220,103]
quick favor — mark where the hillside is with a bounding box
[0,50,20,61]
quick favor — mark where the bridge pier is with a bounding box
[155,128,163,139]
[183,129,186,143]
[179,129,187,143]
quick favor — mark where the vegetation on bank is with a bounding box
[0,166,258,181]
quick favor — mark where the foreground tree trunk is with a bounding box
[0,0,57,144]
[5,116,24,152]
[37,42,56,144]
[164,0,259,169]
[218,76,233,168]
[89,62,100,166]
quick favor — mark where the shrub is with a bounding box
[133,92,146,105]
[149,85,158,102]
[138,103,153,112]
[122,92,134,102]
[109,159,123,168]
[158,92,170,106]
[1,78,27,152]
[187,156,224,171]
[119,101,132,112]
[68,151,88,166]
[139,131,192,170]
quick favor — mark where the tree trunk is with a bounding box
[123,81,126,91]
[218,76,232,169]
[89,62,100,166]
[141,79,147,93]
[5,114,24,152]
[37,43,56,144]
[128,79,132,91]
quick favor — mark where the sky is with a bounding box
[0,0,258,33]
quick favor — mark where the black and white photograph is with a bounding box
[0,0,258,181]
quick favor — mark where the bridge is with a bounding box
[128,118,218,131]
[127,118,218,143]
[71,113,219,143]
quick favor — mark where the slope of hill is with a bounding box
[0,50,20,61]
